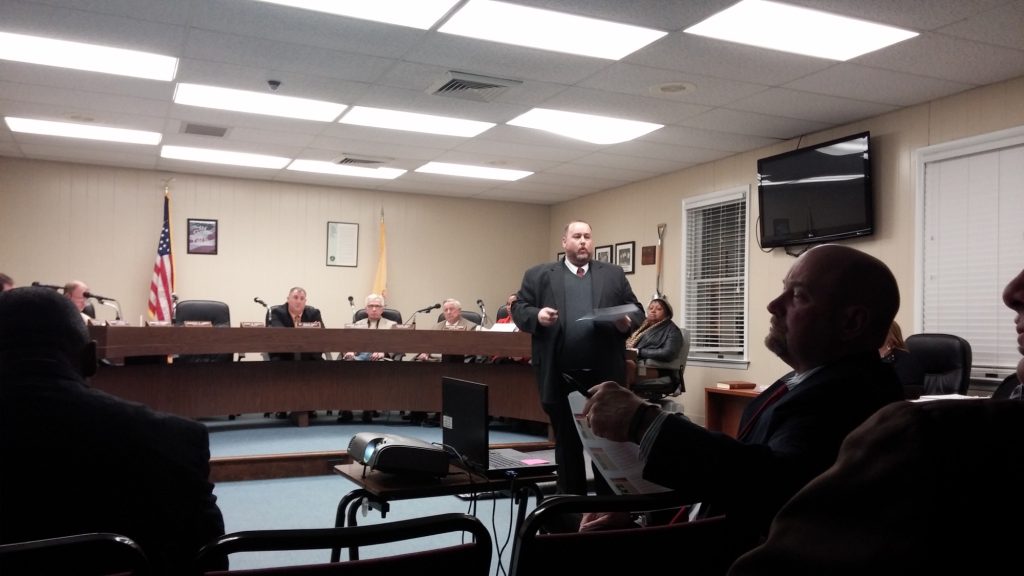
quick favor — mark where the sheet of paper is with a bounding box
[576,303,641,322]
[487,322,517,332]
[568,391,671,495]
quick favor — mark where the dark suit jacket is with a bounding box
[513,259,643,404]
[0,354,226,575]
[729,398,1024,575]
[644,351,904,538]
[634,320,683,363]
[268,304,325,361]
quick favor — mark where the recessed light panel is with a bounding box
[685,0,917,61]
[288,159,406,179]
[415,161,532,181]
[439,0,666,60]
[339,106,495,137]
[160,145,289,169]
[5,117,162,145]
[0,31,178,81]
[174,84,347,122]
[252,0,460,29]
[508,108,662,145]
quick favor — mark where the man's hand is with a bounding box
[538,307,559,327]
[579,511,636,532]
[614,314,633,333]
[582,382,645,442]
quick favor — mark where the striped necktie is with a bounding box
[577,267,586,277]
[737,383,789,439]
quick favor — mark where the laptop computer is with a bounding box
[441,377,557,479]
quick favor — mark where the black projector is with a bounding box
[348,432,449,477]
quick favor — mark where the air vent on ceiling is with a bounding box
[181,122,228,138]
[334,153,393,166]
[428,71,523,103]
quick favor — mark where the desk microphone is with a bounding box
[84,291,115,302]
[415,303,441,314]
[31,281,63,291]
[254,297,268,308]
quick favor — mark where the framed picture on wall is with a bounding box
[557,252,566,262]
[595,245,613,263]
[187,219,218,255]
[615,241,635,274]
[326,221,359,267]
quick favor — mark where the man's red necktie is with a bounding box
[577,267,586,277]
[736,383,788,439]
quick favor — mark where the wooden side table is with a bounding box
[704,387,760,438]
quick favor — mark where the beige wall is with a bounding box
[0,160,550,329]
[2,75,1022,425]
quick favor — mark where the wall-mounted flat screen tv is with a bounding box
[757,131,874,248]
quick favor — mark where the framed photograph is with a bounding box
[557,252,565,262]
[187,218,218,255]
[595,245,613,263]
[615,241,635,274]
[326,221,359,267]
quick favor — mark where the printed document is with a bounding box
[576,303,640,322]
[568,391,671,495]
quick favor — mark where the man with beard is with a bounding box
[581,244,904,543]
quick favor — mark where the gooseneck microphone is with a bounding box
[31,281,63,291]
[476,299,487,326]
[415,303,441,314]
[254,297,268,308]
[84,291,115,302]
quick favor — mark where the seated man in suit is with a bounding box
[340,293,398,423]
[728,265,1024,575]
[582,244,905,543]
[414,298,479,362]
[0,287,226,575]
[267,286,325,418]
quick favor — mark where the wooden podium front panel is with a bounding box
[704,387,760,438]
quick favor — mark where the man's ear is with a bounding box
[838,305,869,341]
[80,340,98,378]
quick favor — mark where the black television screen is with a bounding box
[757,131,874,248]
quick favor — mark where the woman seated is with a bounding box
[626,297,683,388]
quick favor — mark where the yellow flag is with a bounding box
[372,208,388,298]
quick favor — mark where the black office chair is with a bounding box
[173,300,233,363]
[194,513,491,576]
[992,373,1021,399]
[82,302,96,319]
[0,532,150,576]
[631,327,691,402]
[904,333,973,395]
[436,311,482,325]
[495,305,509,322]
[352,308,403,324]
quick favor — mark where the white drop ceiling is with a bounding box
[1,0,1023,204]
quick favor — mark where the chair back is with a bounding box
[173,299,232,362]
[992,373,1021,399]
[82,302,96,319]
[0,532,150,576]
[353,308,403,324]
[510,492,753,576]
[495,305,509,322]
[436,311,482,325]
[633,327,691,400]
[195,513,491,576]
[904,333,972,395]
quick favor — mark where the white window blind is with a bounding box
[921,138,1024,381]
[683,187,748,364]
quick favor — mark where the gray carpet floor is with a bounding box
[206,411,552,574]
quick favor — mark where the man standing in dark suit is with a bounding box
[0,287,226,575]
[513,220,644,496]
[582,244,904,542]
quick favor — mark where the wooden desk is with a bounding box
[704,387,760,438]
[87,326,546,425]
[332,462,552,561]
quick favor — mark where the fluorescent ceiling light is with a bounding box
[415,161,531,181]
[507,108,662,145]
[685,0,918,61]
[5,117,162,145]
[288,159,406,179]
[160,145,289,169]
[252,0,460,29]
[339,106,495,137]
[174,83,347,122]
[440,0,666,60]
[0,32,177,81]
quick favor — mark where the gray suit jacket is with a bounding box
[513,259,643,404]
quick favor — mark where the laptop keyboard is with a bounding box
[488,451,523,469]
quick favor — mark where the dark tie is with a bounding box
[736,383,788,439]
[577,267,586,277]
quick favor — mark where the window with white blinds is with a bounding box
[919,128,1024,381]
[683,186,749,366]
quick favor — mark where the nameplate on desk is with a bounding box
[391,324,414,330]
[107,320,130,327]
[87,318,107,326]
[146,321,172,327]
[442,325,467,331]
[344,323,366,329]
[183,320,213,327]
[296,321,322,328]
[239,321,264,328]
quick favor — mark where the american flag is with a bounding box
[147,192,174,320]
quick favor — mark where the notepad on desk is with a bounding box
[716,380,756,390]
